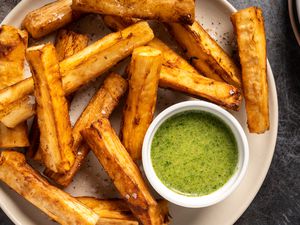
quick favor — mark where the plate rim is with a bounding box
[0,0,278,225]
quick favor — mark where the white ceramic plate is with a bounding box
[289,0,300,45]
[0,0,278,225]
[296,0,300,24]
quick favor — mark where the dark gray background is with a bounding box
[0,0,299,224]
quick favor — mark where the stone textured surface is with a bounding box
[0,0,299,224]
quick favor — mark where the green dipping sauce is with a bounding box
[151,111,238,197]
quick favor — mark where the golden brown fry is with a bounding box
[81,118,164,225]
[78,197,137,221]
[150,39,242,111]
[0,95,35,128]
[0,151,97,224]
[0,25,28,87]
[159,66,241,110]
[27,43,74,173]
[0,77,33,112]
[60,21,153,95]
[231,7,269,133]
[72,73,128,151]
[121,46,162,161]
[22,0,80,39]
[73,0,195,24]
[28,29,89,159]
[0,124,29,148]
[0,25,29,147]
[77,197,170,224]
[0,22,154,127]
[102,16,139,32]
[45,73,127,186]
[166,21,242,87]
[55,29,89,61]
[102,16,242,111]
[0,151,131,225]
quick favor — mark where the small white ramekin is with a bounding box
[142,101,249,208]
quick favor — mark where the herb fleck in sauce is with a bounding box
[151,111,238,196]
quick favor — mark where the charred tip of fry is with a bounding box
[178,14,194,25]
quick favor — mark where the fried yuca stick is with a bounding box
[0,21,154,127]
[72,0,195,25]
[0,77,33,113]
[102,16,242,111]
[55,29,89,61]
[0,25,29,147]
[150,40,241,110]
[159,66,241,110]
[121,46,162,161]
[22,0,80,39]
[45,73,128,186]
[77,197,170,224]
[0,151,132,225]
[81,118,164,225]
[166,21,241,87]
[27,44,75,173]
[231,7,269,133]
[0,22,152,111]
[28,30,89,159]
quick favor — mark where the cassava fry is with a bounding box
[81,118,164,225]
[0,22,152,110]
[159,66,241,110]
[102,16,242,110]
[0,95,35,128]
[55,29,89,61]
[166,21,241,87]
[150,39,242,110]
[72,0,195,24]
[0,151,132,225]
[0,25,29,147]
[22,0,80,39]
[28,29,89,159]
[27,43,74,173]
[231,7,269,133]
[78,197,137,221]
[45,73,127,186]
[0,77,33,112]
[77,197,170,224]
[102,16,140,32]
[0,25,28,87]
[0,22,154,127]
[121,46,162,160]
[0,124,29,148]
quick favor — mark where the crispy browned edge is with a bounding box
[72,0,195,24]
[27,43,75,173]
[81,118,164,225]
[55,29,89,61]
[231,7,269,133]
[0,21,154,127]
[22,0,81,39]
[0,25,29,148]
[77,197,170,224]
[165,21,242,88]
[102,16,242,111]
[28,29,89,159]
[120,46,162,161]
[0,150,100,225]
[44,73,128,187]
